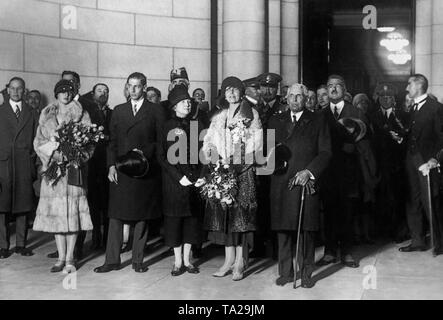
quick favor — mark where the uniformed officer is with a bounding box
[370,84,409,242]
[256,73,288,127]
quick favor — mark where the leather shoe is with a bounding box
[300,269,316,288]
[184,264,200,274]
[50,260,65,273]
[94,264,121,273]
[316,256,337,266]
[14,247,34,256]
[399,245,427,252]
[433,248,443,257]
[275,276,293,286]
[171,265,185,276]
[342,256,359,268]
[133,263,149,273]
[0,248,11,259]
[47,251,59,258]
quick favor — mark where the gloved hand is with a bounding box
[179,175,193,186]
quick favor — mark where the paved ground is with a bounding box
[1,230,443,300]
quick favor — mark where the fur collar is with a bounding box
[39,100,84,126]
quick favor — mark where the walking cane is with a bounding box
[426,172,435,250]
[293,184,306,289]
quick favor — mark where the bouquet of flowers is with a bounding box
[42,121,105,186]
[228,117,252,145]
[200,160,238,209]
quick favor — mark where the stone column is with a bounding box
[222,0,266,80]
[415,0,443,100]
[431,0,443,99]
[280,0,299,86]
[269,0,281,75]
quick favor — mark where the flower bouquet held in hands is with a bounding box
[42,121,105,187]
[228,117,252,145]
[199,160,238,210]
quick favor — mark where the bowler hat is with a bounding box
[116,149,149,178]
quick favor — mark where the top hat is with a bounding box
[116,149,149,178]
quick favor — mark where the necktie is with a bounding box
[333,106,339,119]
[412,103,418,112]
[292,115,297,123]
[385,111,390,122]
[132,103,137,116]
[15,105,21,119]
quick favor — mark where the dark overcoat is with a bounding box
[319,102,368,198]
[0,101,38,213]
[405,98,443,196]
[268,110,331,231]
[107,99,166,221]
[80,95,112,211]
[158,116,204,217]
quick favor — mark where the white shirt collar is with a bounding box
[381,107,393,117]
[330,100,344,114]
[414,93,428,111]
[131,98,144,113]
[291,110,304,122]
[9,99,22,111]
[414,93,428,104]
[74,94,80,101]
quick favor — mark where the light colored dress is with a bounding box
[33,100,93,233]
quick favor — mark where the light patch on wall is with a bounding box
[62,5,77,30]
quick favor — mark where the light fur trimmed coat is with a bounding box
[202,105,263,162]
[33,100,93,233]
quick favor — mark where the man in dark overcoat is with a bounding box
[317,75,368,268]
[79,83,112,250]
[0,77,38,259]
[94,72,166,273]
[398,74,443,256]
[268,83,331,288]
[369,84,409,242]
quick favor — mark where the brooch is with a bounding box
[174,128,185,136]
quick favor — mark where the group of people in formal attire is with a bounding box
[1,65,443,289]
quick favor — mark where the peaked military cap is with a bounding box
[257,73,282,87]
[243,77,260,89]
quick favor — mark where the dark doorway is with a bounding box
[301,0,414,103]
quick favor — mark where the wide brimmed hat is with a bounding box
[338,117,367,142]
[116,150,149,178]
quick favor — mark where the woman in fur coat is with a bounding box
[201,76,262,281]
[33,80,93,273]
